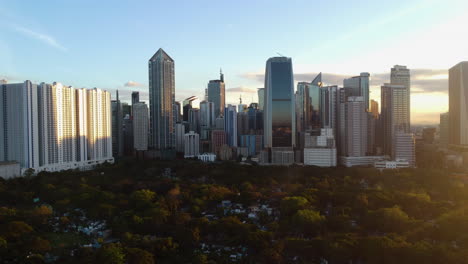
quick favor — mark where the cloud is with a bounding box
[13,25,67,52]
[241,68,448,94]
[226,86,257,93]
[124,81,146,87]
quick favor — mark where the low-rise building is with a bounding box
[0,161,21,179]
[374,159,411,169]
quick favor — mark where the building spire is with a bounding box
[239,94,242,104]
[220,68,224,82]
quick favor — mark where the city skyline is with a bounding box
[1,0,468,125]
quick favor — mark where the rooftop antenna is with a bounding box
[239,94,242,104]
[277,52,286,57]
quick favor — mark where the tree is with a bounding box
[292,209,325,235]
[280,196,309,217]
[6,221,33,239]
[126,247,155,264]
[132,189,156,208]
[96,243,125,264]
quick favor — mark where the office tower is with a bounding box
[440,112,449,145]
[264,56,295,148]
[303,128,337,167]
[394,131,415,167]
[247,105,257,132]
[183,96,198,121]
[367,112,376,154]
[237,111,248,136]
[310,73,322,131]
[271,148,295,165]
[174,101,181,123]
[225,105,237,147]
[343,72,370,110]
[211,130,226,154]
[449,62,468,146]
[208,70,225,118]
[122,103,131,118]
[370,99,379,118]
[239,135,263,156]
[256,110,264,132]
[123,115,133,155]
[319,85,338,131]
[188,108,200,134]
[390,65,411,127]
[381,84,410,156]
[184,131,200,158]
[133,102,148,151]
[344,97,368,157]
[131,91,140,106]
[149,48,175,150]
[200,101,215,128]
[175,123,185,152]
[215,116,225,130]
[111,90,123,157]
[258,88,265,110]
[0,81,39,168]
[296,82,311,133]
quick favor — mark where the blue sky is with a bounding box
[1,0,468,124]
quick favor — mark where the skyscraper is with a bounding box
[264,56,295,148]
[449,62,468,146]
[319,85,338,131]
[111,90,123,157]
[225,105,237,147]
[394,131,415,167]
[296,82,311,133]
[257,88,265,111]
[133,102,148,151]
[131,91,140,106]
[148,48,175,150]
[175,123,185,153]
[390,65,410,128]
[440,112,449,146]
[310,73,322,131]
[343,72,370,110]
[184,131,200,158]
[208,70,225,118]
[1,81,113,173]
[200,101,215,128]
[0,81,39,169]
[370,99,379,118]
[344,96,367,157]
[381,84,410,157]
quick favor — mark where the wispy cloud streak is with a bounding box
[13,25,67,52]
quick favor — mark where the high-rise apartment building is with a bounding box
[449,62,468,146]
[133,102,148,151]
[381,84,410,156]
[207,71,225,118]
[370,99,379,118]
[343,72,370,110]
[303,128,337,167]
[184,131,200,158]
[390,65,411,128]
[149,48,175,150]
[111,90,123,157]
[0,81,113,174]
[264,56,295,148]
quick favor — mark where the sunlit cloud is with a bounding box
[227,86,257,93]
[12,25,67,52]
[124,81,146,87]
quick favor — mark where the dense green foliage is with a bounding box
[1,159,468,263]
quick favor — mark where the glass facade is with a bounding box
[264,57,295,148]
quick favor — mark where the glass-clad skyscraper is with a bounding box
[148,48,175,149]
[208,71,225,118]
[264,57,295,148]
[343,72,370,111]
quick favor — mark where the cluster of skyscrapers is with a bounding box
[1,47,424,175]
[0,80,114,175]
[120,48,415,168]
